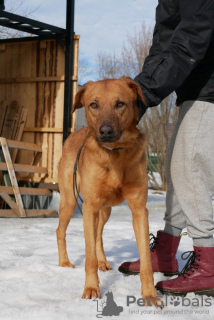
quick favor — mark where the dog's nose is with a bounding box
[99,125,114,138]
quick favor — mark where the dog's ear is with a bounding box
[120,76,147,105]
[72,81,94,113]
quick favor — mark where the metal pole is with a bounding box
[0,0,5,10]
[63,0,75,144]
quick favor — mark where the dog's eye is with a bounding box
[90,102,98,109]
[116,101,125,108]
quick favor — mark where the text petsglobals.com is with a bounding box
[127,295,211,316]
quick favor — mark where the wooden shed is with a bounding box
[0,1,79,183]
[0,36,79,182]
[0,1,79,217]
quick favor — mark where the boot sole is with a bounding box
[118,266,178,277]
[156,286,214,297]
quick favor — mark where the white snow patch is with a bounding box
[0,193,213,320]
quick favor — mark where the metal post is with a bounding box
[0,0,5,10]
[63,0,75,144]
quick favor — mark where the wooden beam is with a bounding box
[0,75,78,83]
[0,138,26,217]
[0,210,18,218]
[0,186,51,195]
[0,139,42,152]
[0,149,11,187]
[0,209,58,218]
[0,162,47,174]
[23,127,74,133]
[0,192,20,217]
[11,108,28,162]
[0,44,5,51]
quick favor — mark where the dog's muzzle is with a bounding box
[99,125,115,142]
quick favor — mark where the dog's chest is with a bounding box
[98,166,127,205]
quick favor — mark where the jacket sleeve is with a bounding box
[135,0,214,107]
[143,0,180,66]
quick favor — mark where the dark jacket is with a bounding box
[134,0,214,107]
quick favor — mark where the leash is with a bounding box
[73,143,84,215]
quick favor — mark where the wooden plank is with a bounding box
[15,42,36,175]
[26,210,58,218]
[1,101,20,140]
[0,148,12,187]
[0,193,20,217]
[0,210,18,218]
[0,186,51,195]
[40,41,47,49]
[0,139,42,152]
[0,101,21,189]
[0,101,7,135]
[16,176,58,183]
[53,41,65,181]
[11,104,22,141]
[23,127,74,133]
[11,108,28,162]
[35,41,45,181]
[0,44,5,51]
[0,76,78,83]
[31,152,42,167]
[0,209,58,218]
[0,137,26,217]
[0,162,47,174]
[48,40,56,179]
[42,41,51,177]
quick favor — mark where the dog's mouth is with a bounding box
[96,135,121,143]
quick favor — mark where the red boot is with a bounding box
[156,246,214,296]
[118,230,180,276]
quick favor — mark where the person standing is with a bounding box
[119,0,214,296]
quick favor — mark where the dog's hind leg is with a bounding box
[96,207,112,271]
[56,194,77,268]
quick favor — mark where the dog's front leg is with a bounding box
[82,202,101,299]
[125,194,163,308]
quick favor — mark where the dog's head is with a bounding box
[72,77,146,143]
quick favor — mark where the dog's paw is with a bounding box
[142,295,164,309]
[98,260,112,272]
[152,296,164,309]
[60,261,75,268]
[82,286,101,299]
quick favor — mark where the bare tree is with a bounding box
[139,95,178,191]
[0,0,39,39]
[97,52,122,80]
[121,22,153,78]
[97,22,153,80]
[96,22,178,191]
[78,57,94,85]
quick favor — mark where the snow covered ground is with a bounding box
[0,190,213,320]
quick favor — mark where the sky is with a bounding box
[4,0,158,82]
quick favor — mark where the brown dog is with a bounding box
[56,77,162,306]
